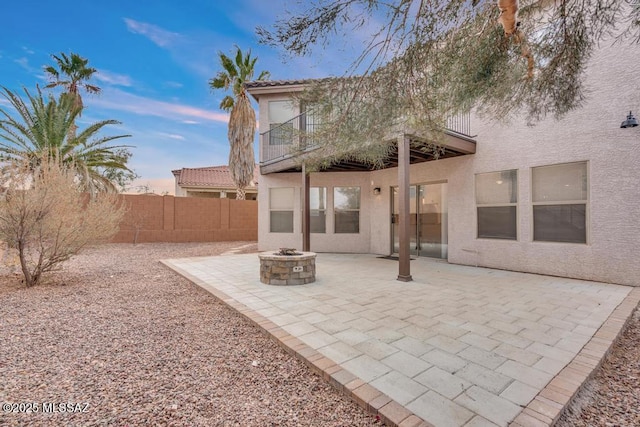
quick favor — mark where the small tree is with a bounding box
[123,208,148,245]
[101,148,141,192]
[0,158,125,286]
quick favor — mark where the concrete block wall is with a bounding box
[112,194,257,244]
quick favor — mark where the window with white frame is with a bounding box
[268,100,296,145]
[532,162,588,243]
[476,170,518,240]
[310,187,326,233]
[334,187,360,233]
[270,187,294,232]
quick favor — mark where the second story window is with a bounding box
[268,100,296,145]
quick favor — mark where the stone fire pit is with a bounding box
[259,249,316,285]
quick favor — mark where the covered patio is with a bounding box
[163,253,639,427]
[266,127,477,282]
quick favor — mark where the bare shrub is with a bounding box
[0,158,125,286]
[122,207,148,245]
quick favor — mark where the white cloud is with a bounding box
[123,18,182,48]
[87,88,229,124]
[121,18,218,79]
[163,81,183,89]
[158,132,186,141]
[22,46,35,55]
[14,57,32,71]
[182,120,199,125]
[95,70,133,87]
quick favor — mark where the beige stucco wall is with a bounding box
[444,38,640,286]
[258,171,372,252]
[175,180,186,197]
[258,39,640,286]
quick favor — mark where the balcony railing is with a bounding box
[260,111,473,165]
[446,112,472,138]
[260,111,320,166]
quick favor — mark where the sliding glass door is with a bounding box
[392,183,448,259]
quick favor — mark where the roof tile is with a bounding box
[172,165,259,189]
[244,79,310,88]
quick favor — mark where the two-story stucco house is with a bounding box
[246,38,640,287]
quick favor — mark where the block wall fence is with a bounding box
[111,194,257,244]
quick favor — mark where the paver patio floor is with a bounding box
[163,253,634,427]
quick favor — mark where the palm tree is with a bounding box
[209,46,269,200]
[0,86,132,193]
[44,52,101,139]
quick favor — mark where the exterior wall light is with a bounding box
[373,187,381,195]
[621,111,638,128]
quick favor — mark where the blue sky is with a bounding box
[0,0,355,194]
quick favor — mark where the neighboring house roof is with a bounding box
[172,165,259,190]
[244,77,346,89]
[245,79,311,89]
[245,78,333,99]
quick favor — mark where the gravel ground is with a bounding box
[556,306,640,427]
[0,242,380,427]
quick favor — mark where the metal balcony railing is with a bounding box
[446,112,472,138]
[260,111,473,165]
[260,111,320,165]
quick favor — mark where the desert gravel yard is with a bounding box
[556,305,640,427]
[2,242,639,427]
[0,242,379,427]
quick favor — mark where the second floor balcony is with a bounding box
[261,111,320,166]
[259,110,476,174]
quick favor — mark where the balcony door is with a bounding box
[392,183,448,259]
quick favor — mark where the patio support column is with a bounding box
[397,134,413,282]
[302,163,310,252]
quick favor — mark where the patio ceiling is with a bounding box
[261,130,476,174]
[327,144,466,172]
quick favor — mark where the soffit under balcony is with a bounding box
[260,129,476,174]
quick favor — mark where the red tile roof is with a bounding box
[244,79,310,88]
[245,77,335,89]
[172,165,259,189]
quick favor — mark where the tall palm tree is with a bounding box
[209,46,269,200]
[44,52,101,139]
[0,86,132,193]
